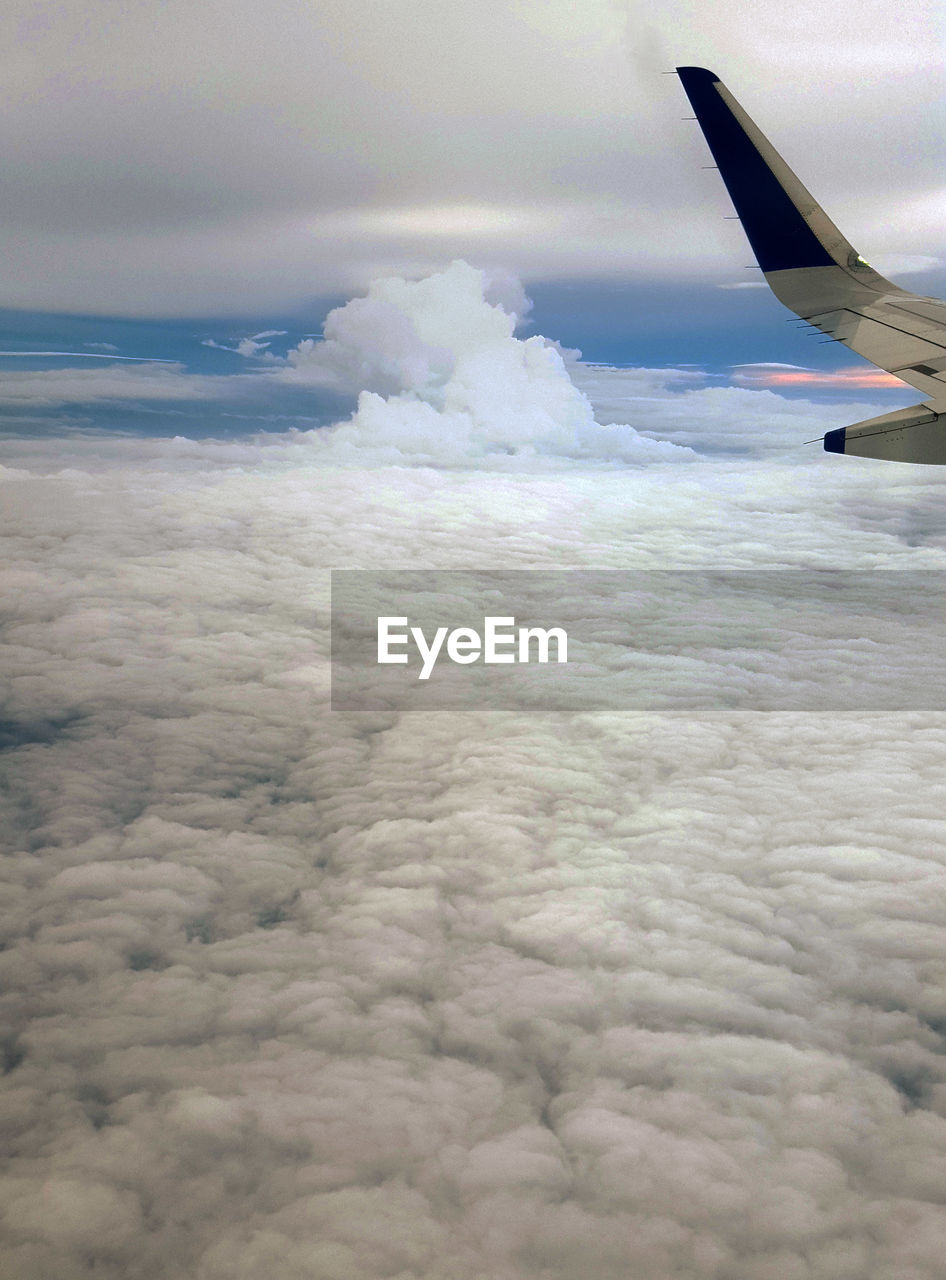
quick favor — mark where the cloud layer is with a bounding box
[1,0,943,312]
[3,265,946,1278]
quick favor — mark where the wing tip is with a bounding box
[676,66,720,85]
[823,427,846,454]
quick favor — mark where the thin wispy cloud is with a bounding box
[0,351,176,361]
[733,363,909,391]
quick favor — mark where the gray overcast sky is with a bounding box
[3,0,943,314]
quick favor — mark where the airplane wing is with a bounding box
[677,65,946,463]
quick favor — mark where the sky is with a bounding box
[1,0,944,314]
[0,0,945,405]
[4,4,946,1279]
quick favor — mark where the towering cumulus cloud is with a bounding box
[292,261,690,464]
[2,266,946,1279]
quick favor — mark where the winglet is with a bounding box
[676,67,850,275]
[823,404,946,463]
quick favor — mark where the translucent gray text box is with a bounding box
[331,571,946,711]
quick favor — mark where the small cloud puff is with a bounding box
[202,331,288,359]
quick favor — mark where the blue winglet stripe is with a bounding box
[677,67,835,273]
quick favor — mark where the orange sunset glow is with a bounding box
[733,365,909,390]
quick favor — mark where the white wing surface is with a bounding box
[677,66,946,463]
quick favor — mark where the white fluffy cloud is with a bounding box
[290,261,692,464]
[3,265,946,1278]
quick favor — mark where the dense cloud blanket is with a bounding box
[3,268,946,1279]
